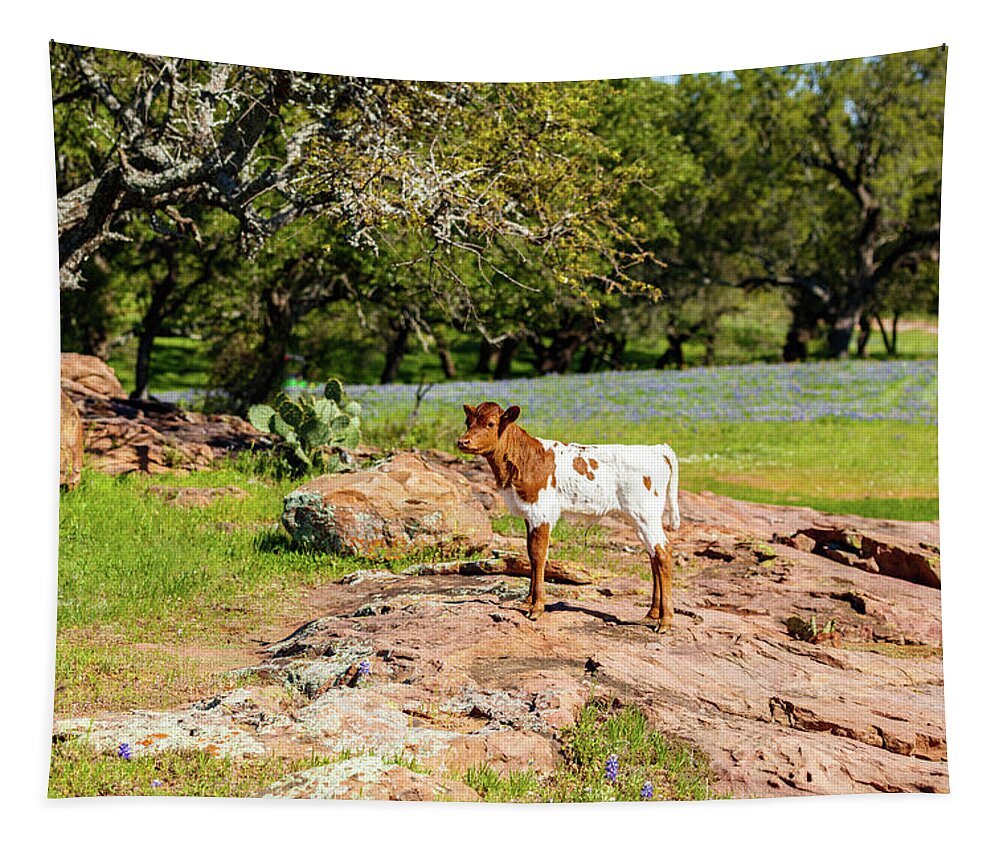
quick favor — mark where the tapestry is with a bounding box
[51,42,947,800]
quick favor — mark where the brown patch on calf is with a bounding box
[643,475,652,491]
[588,458,599,470]
[572,456,595,480]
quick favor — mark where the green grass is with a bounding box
[57,465,447,637]
[671,420,938,520]
[48,739,335,798]
[463,699,718,802]
[54,643,231,716]
[56,464,476,714]
[492,515,608,544]
[107,336,212,396]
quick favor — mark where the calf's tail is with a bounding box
[663,445,681,530]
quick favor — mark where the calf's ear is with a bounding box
[499,405,521,433]
[463,404,477,419]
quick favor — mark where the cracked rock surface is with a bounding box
[55,484,947,799]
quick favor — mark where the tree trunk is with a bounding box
[494,338,520,380]
[826,303,862,359]
[433,328,457,379]
[381,317,410,384]
[578,338,600,373]
[656,331,687,370]
[241,284,295,408]
[607,333,627,370]
[891,310,900,355]
[856,314,872,358]
[703,323,717,367]
[475,339,499,374]
[532,331,586,374]
[782,293,825,362]
[131,252,179,401]
[875,315,892,355]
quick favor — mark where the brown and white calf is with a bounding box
[457,402,680,632]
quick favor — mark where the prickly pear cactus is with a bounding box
[247,378,362,475]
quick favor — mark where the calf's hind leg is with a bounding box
[634,519,673,632]
[525,523,550,620]
[644,555,661,622]
[652,542,674,633]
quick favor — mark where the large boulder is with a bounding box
[60,352,125,398]
[283,453,493,557]
[59,390,84,489]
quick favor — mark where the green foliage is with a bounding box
[56,45,942,394]
[247,379,362,477]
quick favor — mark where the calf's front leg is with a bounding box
[525,522,550,620]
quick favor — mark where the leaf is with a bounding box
[330,413,352,432]
[247,405,277,434]
[337,424,361,450]
[324,378,344,405]
[314,398,338,424]
[271,412,297,443]
[299,417,332,450]
[276,398,303,429]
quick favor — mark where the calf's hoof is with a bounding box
[653,618,673,634]
[526,604,546,621]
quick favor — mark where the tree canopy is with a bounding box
[53,43,945,403]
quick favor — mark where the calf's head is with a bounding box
[457,402,521,455]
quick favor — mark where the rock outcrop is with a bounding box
[59,354,264,476]
[283,453,493,557]
[61,352,125,398]
[55,485,947,800]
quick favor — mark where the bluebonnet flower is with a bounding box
[151,779,164,788]
[604,754,619,782]
[336,359,937,429]
[640,781,654,800]
[118,742,132,760]
[358,660,372,675]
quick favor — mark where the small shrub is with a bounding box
[248,378,362,477]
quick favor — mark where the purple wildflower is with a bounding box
[151,779,164,788]
[640,781,654,800]
[604,754,619,782]
[358,660,372,675]
[118,742,132,760]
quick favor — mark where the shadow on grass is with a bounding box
[252,528,307,555]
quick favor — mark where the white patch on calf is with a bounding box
[500,439,680,552]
